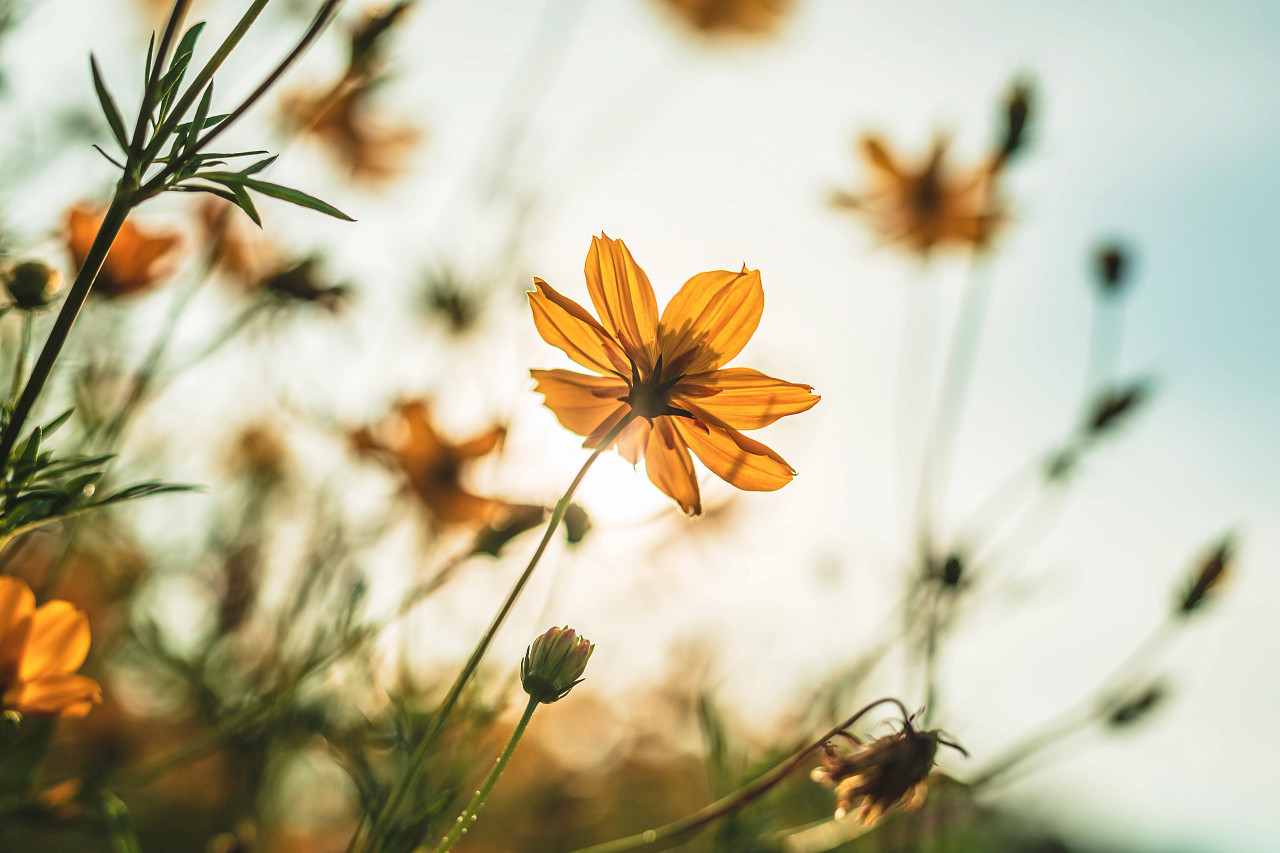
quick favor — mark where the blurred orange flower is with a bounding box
[66,204,182,299]
[281,80,421,185]
[353,401,508,527]
[658,0,792,35]
[831,136,1004,256]
[529,234,819,515]
[0,575,102,718]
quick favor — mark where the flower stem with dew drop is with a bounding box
[432,695,539,853]
[355,411,638,853]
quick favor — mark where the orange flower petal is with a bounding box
[585,234,660,372]
[673,418,794,492]
[658,267,764,376]
[528,279,630,377]
[531,369,629,440]
[860,135,901,178]
[394,401,446,471]
[4,673,102,718]
[674,368,820,430]
[0,576,35,677]
[645,418,701,515]
[18,601,90,681]
[615,417,651,466]
[454,425,507,460]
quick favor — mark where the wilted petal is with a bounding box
[675,368,819,430]
[585,234,659,372]
[674,418,794,492]
[645,418,701,515]
[528,279,630,377]
[658,267,764,376]
[531,369,629,439]
[4,673,101,718]
[19,602,90,681]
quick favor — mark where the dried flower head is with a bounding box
[530,234,819,515]
[66,204,182,299]
[352,400,508,527]
[262,257,350,313]
[810,718,965,826]
[349,1,414,77]
[1178,535,1233,615]
[657,0,792,36]
[521,626,594,704]
[0,575,102,718]
[831,135,1005,256]
[4,259,61,310]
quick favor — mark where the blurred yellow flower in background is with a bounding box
[66,203,182,299]
[352,400,509,527]
[831,136,1004,256]
[530,234,818,515]
[0,576,102,718]
[658,0,793,36]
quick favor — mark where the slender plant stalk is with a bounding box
[9,312,32,400]
[566,698,912,853]
[431,696,540,853]
[0,190,135,468]
[970,620,1176,787]
[356,412,638,853]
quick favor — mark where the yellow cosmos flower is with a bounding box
[529,234,819,515]
[0,576,102,718]
[831,135,1004,256]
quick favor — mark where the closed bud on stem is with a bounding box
[1178,535,1234,615]
[521,626,594,704]
[5,260,61,310]
[1107,682,1168,728]
[997,79,1034,165]
[1095,242,1132,295]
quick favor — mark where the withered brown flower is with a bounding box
[811,719,964,826]
[657,0,792,36]
[281,79,420,185]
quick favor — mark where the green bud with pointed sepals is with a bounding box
[521,626,594,704]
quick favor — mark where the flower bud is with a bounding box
[521,626,594,704]
[1178,535,1233,615]
[1107,683,1167,728]
[5,260,61,310]
[1095,243,1132,295]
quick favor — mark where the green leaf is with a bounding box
[182,81,214,155]
[103,793,143,853]
[90,55,130,153]
[241,154,279,176]
[42,409,74,437]
[230,183,261,227]
[98,482,199,505]
[158,21,206,122]
[199,172,355,221]
[172,183,239,205]
[144,32,155,90]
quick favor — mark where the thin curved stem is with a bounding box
[355,412,638,853]
[431,696,540,853]
[566,698,911,853]
[9,311,32,400]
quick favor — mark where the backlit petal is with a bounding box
[673,418,795,492]
[4,673,101,718]
[19,601,90,681]
[645,418,701,515]
[528,279,630,377]
[658,267,764,375]
[674,368,820,430]
[615,417,651,466]
[531,369,629,439]
[585,234,659,371]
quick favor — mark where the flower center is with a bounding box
[620,355,690,421]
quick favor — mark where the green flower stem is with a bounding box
[567,698,911,853]
[431,695,540,853]
[0,189,135,470]
[356,411,638,853]
[9,311,32,400]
